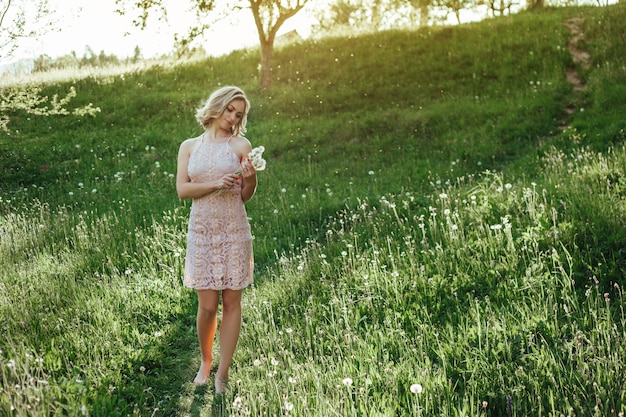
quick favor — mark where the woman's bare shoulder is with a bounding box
[231,135,251,146]
[179,135,202,153]
[230,136,252,156]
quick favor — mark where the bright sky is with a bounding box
[4,0,617,68]
[4,0,311,66]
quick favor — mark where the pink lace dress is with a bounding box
[183,138,254,290]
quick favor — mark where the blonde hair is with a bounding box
[195,86,250,136]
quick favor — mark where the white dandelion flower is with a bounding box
[410,383,423,394]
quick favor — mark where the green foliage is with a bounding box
[1,3,626,416]
[0,84,100,132]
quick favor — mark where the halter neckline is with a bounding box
[202,132,233,144]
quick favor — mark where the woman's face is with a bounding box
[217,99,245,132]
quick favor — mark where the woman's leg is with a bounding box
[194,289,219,385]
[215,289,243,392]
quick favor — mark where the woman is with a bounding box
[176,86,257,393]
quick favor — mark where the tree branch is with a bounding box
[0,0,13,31]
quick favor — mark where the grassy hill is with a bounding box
[1,3,625,416]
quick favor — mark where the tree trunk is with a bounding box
[419,4,429,27]
[260,39,274,89]
[248,0,305,89]
[370,0,383,30]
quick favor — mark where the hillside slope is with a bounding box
[1,3,625,416]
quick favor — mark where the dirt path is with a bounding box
[561,16,591,123]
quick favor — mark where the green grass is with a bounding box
[1,3,626,416]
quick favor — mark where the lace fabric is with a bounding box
[183,139,253,290]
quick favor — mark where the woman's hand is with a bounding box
[239,157,258,203]
[216,173,240,189]
[239,157,257,179]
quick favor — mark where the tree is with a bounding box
[436,0,475,24]
[132,45,142,63]
[312,0,394,34]
[0,0,56,61]
[250,0,307,88]
[484,0,517,16]
[115,0,309,89]
[411,0,432,26]
[0,1,100,132]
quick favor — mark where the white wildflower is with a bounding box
[410,383,423,394]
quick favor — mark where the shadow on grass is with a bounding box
[188,366,232,417]
[121,300,235,416]
[90,290,205,416]
[188,385,209,416]
[187,385,231,417]
[208,394,230,417]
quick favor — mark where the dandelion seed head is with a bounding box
[410,383,423,394]
[342,377,353,387]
